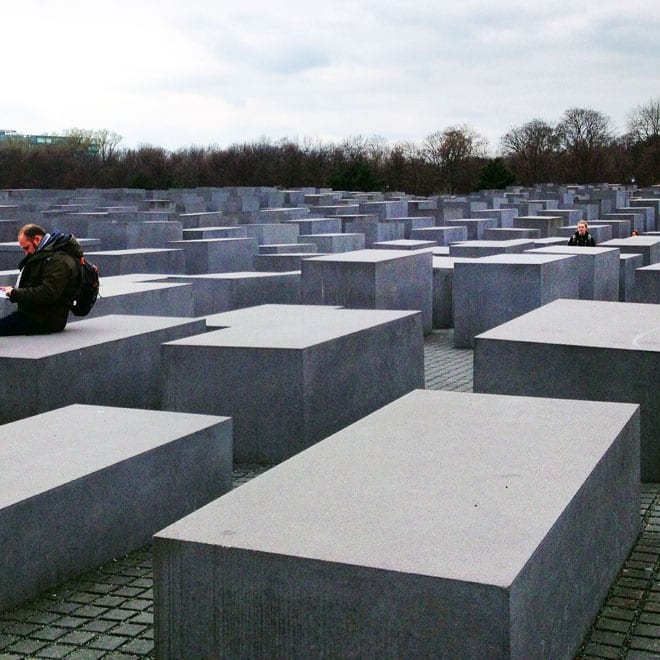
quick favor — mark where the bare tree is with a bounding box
[422,124,488,193]
[556,107,614,182]
[500,119,559,185]
[627,98,660,142]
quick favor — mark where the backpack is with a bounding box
[68,256,100,316]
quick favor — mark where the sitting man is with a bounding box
[0,224,83,335]
[567,220,596,247]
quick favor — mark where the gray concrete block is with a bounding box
[167,238,257,273]
[253,253,320,272]
[372,240,436,250]
[155,272,301,315]
[182,226,248,240]
[161,305,424,463]
[258,243,318,255]
[86,248,185,276]
[474,298,659,480]
[453,254,579,348]
[245,223,299,244]
[600,236,660,265]
[301,249,434,333]
[445,218,497,240]
[178,211,227,228]
[0,314,205,424]
[1,404,232,611]
[619,253,644,302]
[605,211,646,232]
[432,256,477,329]
[512,215,565,238]
[154,389,639,659]
[484,227,541,240]
[282,217,342,234]
[538,208,584,224]
[525,246,620,301]
[449,239,534,258]
[635,263,660,304]
[471,207,518,228]
[588,218,631,238]
[297,233,365,253]
[410,226,468,245]
[86,275,195,318]
[344,219,406,246]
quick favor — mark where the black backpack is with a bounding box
[68,256,100,316]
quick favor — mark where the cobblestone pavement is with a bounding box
[0,328,654,658]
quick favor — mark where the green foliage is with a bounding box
[327,160,383,191]
[477,158,516,190]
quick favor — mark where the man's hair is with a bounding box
[18,224,46,239]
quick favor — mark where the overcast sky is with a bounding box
[2,0,658,154]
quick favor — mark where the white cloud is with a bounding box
[1,0,658,154]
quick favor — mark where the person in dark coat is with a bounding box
[0,224,82,335]
[568,220,596,247]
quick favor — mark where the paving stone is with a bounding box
[589,629,626,646]
[59,630,97,645]
[5,638,47,655]
[102,609,137,622]
[626,651,660,660]
[0,636,19,651]
[37,643,79,658]
[110,623,148,637]
[79,619,117,634]
[595,616,631,633]
[31,626,68,641]
[88,634,129,651]
[52,615,88,629]
[581,642,622,659]
[66,650,106,660]
[119,638,155,655]
[630,635,660,652]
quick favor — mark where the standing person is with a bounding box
[0,224,82,335]
[568,220,596,247]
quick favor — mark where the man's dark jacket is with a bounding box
[10,233,83,332]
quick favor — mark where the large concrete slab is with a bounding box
[635,263,660,304]
[301,249,433,333]
[600,236,660,265]
[453,254,579,348]
[156,271,301,315]
[474,299,660,480]
[525,246,620,301]
[161,305,424,463]
[86,275,195,318]
[0,314,206,424]
[1,404,232,612]
[154,389,639,659]
[449,239,534,258]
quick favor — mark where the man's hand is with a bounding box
[0,286,13,298]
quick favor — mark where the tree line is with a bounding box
[0,100,658,195]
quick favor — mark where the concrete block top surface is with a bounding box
[1,404,229,507]
[527,246,620,256]
[0,314,203,358]
[602,237,660,247]
[164,271,300,281]
[175,304,420,349]
[461,253,576,265]
[432,256,479,269]
[156,389,638,588]
[451,239,534,248]
[477,298,660,351]
[304,248,430,264]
